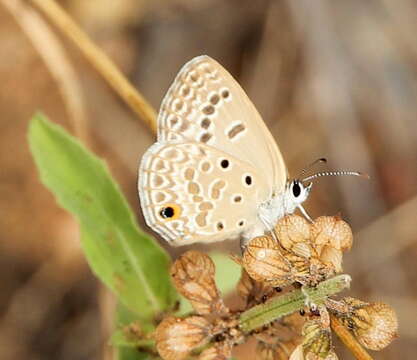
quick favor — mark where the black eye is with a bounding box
[160,207,174,218]
[245,176,252,186]
[292,182,301,197]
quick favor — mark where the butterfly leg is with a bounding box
[297,204,313,222]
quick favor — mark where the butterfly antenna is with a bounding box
[302,170,370,183]
[298,158,327,178]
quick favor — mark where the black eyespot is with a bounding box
[217,222,224,231]
[220,159,229,169]
[292,182,301,197]
[299,309,306,316]
[245,175,252,186]
[238,220,245,227]
[160,207,174,219]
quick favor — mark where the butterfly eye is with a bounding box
[159,204,181,220]
[292,182,301,197]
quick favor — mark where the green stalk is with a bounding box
[239,274,351,333]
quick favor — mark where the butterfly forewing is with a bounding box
[157,55,287,194]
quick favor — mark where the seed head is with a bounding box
[337,297,398,350]
[198,341,233,360]
[275,215,312,258]
[171,250,229,315]
[155,316,212,360]
[242,236,292,287]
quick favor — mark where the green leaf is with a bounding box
[211,252,241,296]
[28,114,177,321]
[111,302,155,348]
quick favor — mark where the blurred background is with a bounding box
[0,0,416,359]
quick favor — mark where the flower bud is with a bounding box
[338,298,398,350]
[199,342,232,360]
[302,320,332,358]
[311,216,352,253]
[171,251,228,315]
[242,235,292,287]
[275,215,312,258]
[155,316,212,360]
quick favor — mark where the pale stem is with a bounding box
[239,274,351,333]
[330,314,374,360]
[28,0,158,134]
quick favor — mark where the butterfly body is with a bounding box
[138,55,311,246]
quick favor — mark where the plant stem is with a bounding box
[28,0,157,134]
[330,314,373,360]
[239,274,351,333]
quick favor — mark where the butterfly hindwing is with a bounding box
[139,142,268,245]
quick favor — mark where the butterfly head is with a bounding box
[288,179,312,206]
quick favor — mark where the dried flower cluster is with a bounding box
[239,215,352,288]
[153,215,398,360]
[156,251,242,360]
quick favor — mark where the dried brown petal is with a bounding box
[242,236,292,287]
[275,215,312,258]
[338,298,398,350]
[199,342,233,360]
[311,216,352,253]
[155,316,212,360]
[171,251,228,315]
[319,246,343,273]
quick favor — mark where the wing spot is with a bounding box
[199,201,213,211]
[228,123,246,139]
[159,204,181,220]
[152,175,165,187]
[221,89,230,99]
[213,180,226,189]
[169,117,179,127]
[217,222,224,231]
[184,168,196,181]
[201,118,211,129]
[233,195,242,203]
[181,85,190,97]
[155,192,166,203]
[200,161,212,173]
[188,181,201,195]
[153,160,166,171]
[220,159,230,169]
[200,132,212,143]
[209,94,220,106]
[196,212,208,227]
[238,220,245,227]
[245,175,253,186]
[202,104,215,115]
[193,195,203,202]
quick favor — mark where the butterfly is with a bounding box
[138,56,363,246]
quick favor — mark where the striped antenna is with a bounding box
[302,170,369,183]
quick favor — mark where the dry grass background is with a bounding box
[0,0,416,359]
